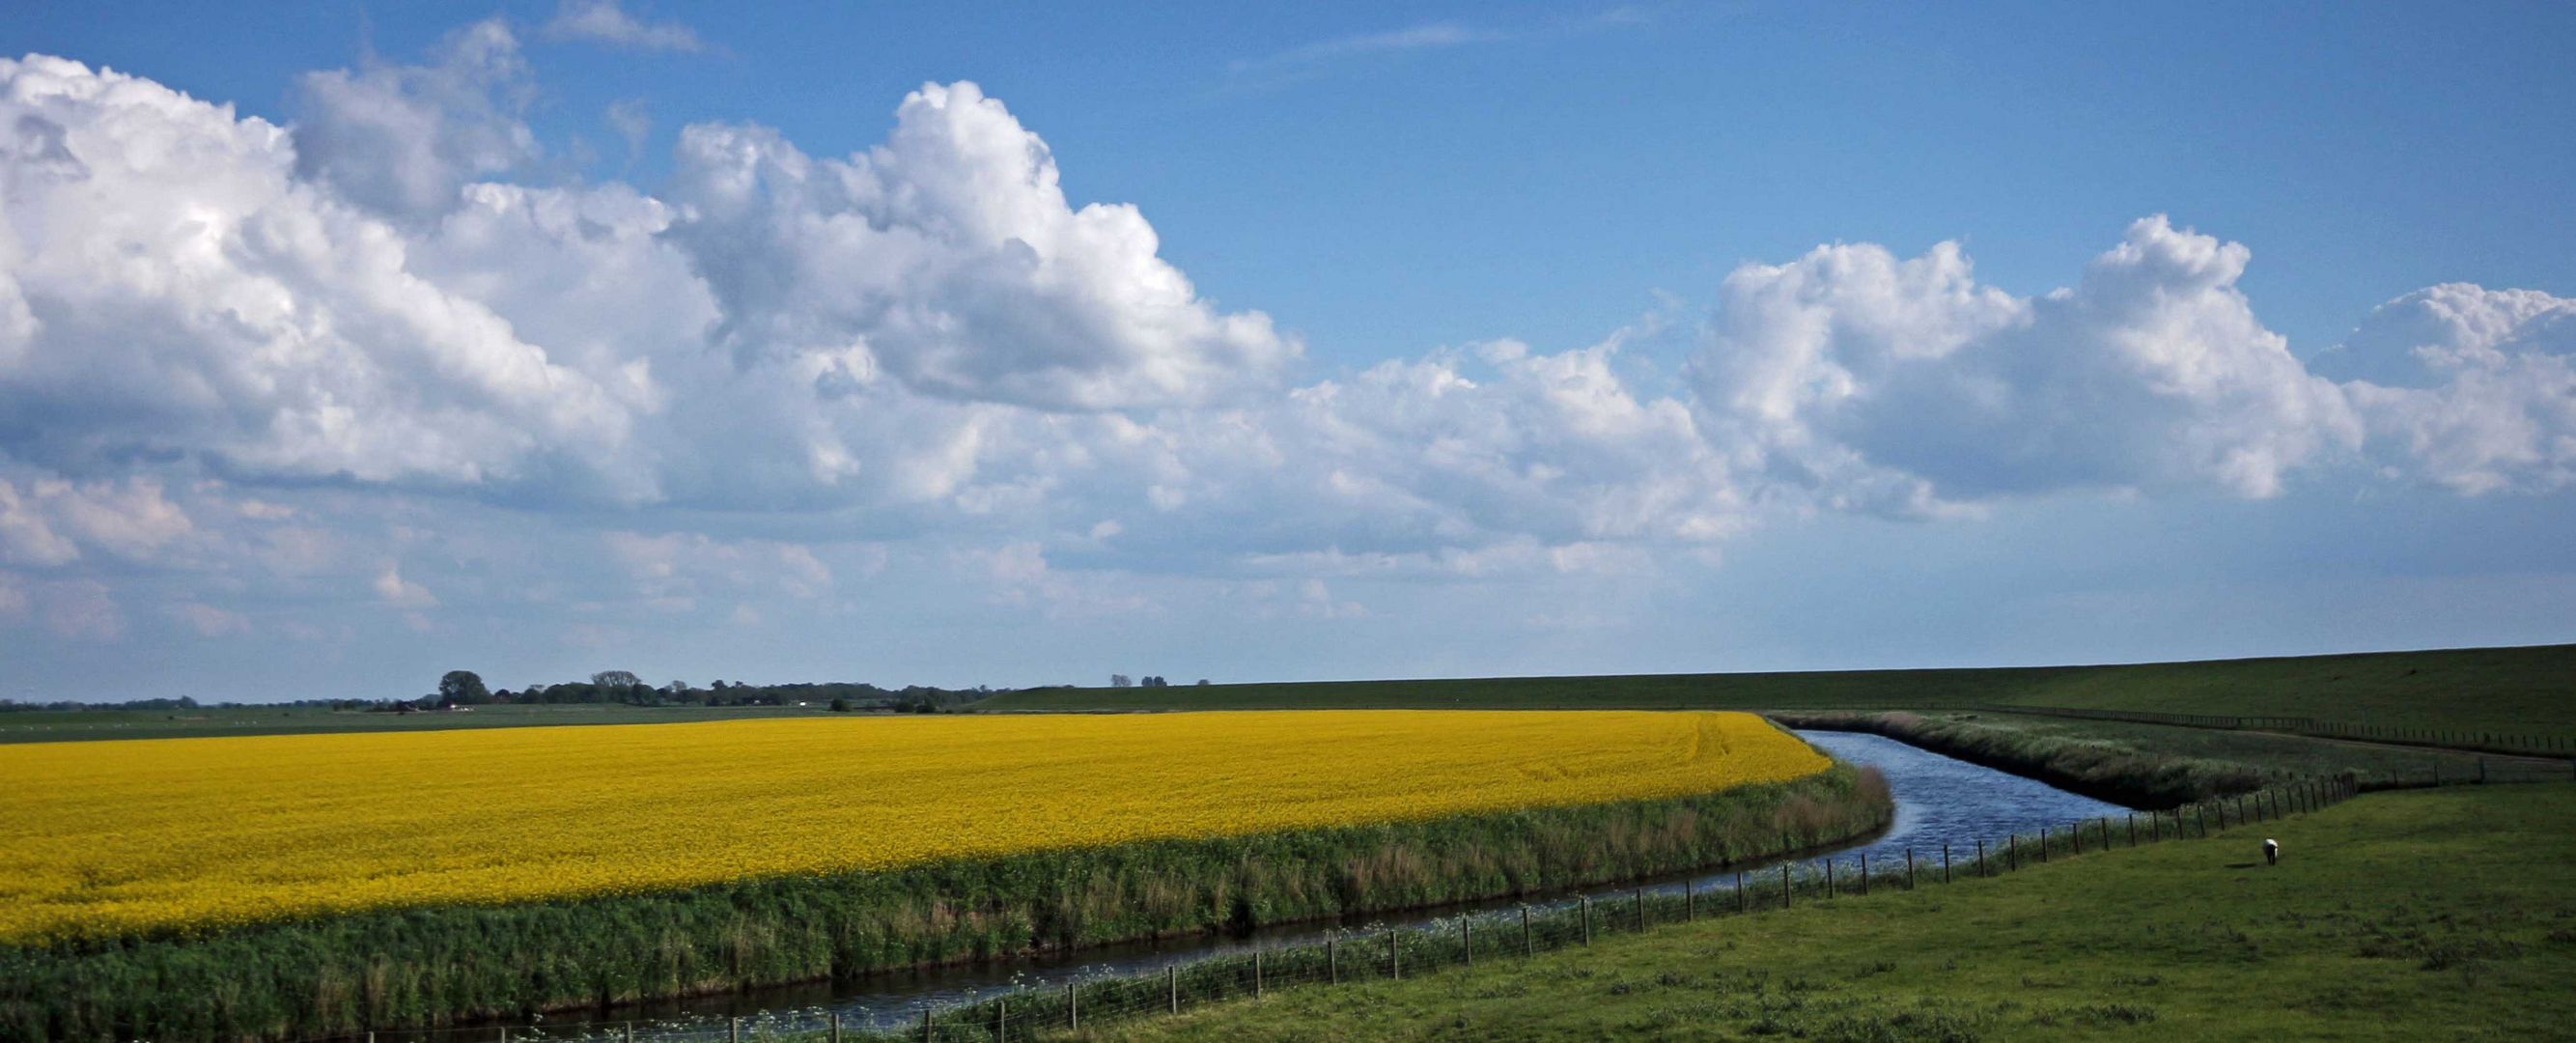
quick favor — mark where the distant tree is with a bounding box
[592,670,642,691]
[1110,674,1133,689]
[437,670,490,705]
[829,696,852,713]
[1195,679,1210,687]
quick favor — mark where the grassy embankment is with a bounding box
[1102,783,2576,1043]
[977,643,2576,741]
[2,767,1890,1042]
[1767,710,2576,808]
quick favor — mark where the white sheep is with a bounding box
[2263,838,2280,866]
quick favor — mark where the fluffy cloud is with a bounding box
[2,33,2570,667]
[2320,284,2576,494]
[0,473,192,567]
[0,54,643,498]
[661,82,1300,410]
[292,19,537,220]
[1126,335,1745,556]
[1691,217,2362,513]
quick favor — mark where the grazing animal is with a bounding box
[2263,838,2280,866]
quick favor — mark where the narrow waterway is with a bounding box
[463,730,2133,1038]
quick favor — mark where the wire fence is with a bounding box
[1967,704,2576,762]
[319,774,2399,1043]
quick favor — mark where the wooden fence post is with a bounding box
[1782,864,1792,908]
[1169,964,1179,1014]
[1389,930,1401,980]
[2008,834,2018,871]
[728,1018,737,1043]
[1685,878,1694,920]
[922,1008,932,1043]
[1329,936,1338,983]
[1461,919,1470,970]
[2038,828,2048,863]
[1636,888,1645,930]
[1257,948,1266,996]
[2127,812,2136,847]
[830,1011,841,1043]
[1737,871,1748,914]
[1906,849,1916,889]
[1975,838,1986,877]
[996,998,1006,1042]
[1582,896,1592,944]
[1522,906,1532,956]
[2072,822,2083,855]
[1860,854,1870,895]
[1942,842,1951,884]
[1069,983,1078,1030]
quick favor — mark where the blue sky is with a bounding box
[3,2,2572,700]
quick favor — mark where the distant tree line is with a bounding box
[1106,675,1208,688]
[411,670,994,713]
[1,673,1007,715]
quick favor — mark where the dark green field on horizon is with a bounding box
[11,643,2570,746]
[978,643,2576,739]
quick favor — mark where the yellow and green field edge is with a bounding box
[1,767,1890,1043]
[850,774,2365,1042]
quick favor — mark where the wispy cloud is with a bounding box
[1230,21,1508,76]
[541,0,705,53]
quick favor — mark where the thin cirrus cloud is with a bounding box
[1229,21,1509,75]
[539,0,707,53]
[0,20,2569,653]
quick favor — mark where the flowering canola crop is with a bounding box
[0,710,1826,943]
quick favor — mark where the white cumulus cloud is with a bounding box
[1691,216,2363,513]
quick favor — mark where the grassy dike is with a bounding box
[0,767,1890,1042]
[976,643,2576,740]
[1103,784,2576,1043]
[1767,711,2267,807]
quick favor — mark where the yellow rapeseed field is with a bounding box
[0,710,1826,944]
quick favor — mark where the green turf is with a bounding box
[0,703,850,745]
[1101,784,2576,1042]
[974,644,2576,740]
[1952,711,2576,787]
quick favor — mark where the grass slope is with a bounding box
[1106,784,2576,1043]
[977,644,2576,739]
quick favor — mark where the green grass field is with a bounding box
[1955,711,2574,786]
[1102,784,2576,1042]
[976,644,2576,740]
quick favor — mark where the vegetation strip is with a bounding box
[1105,783,2576,1043]
[1,765,1889,1042]
[716,773,2363,1041]
[969,644,2576,742]
[1763,711,2268,807]
[1964,702,2576,761]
